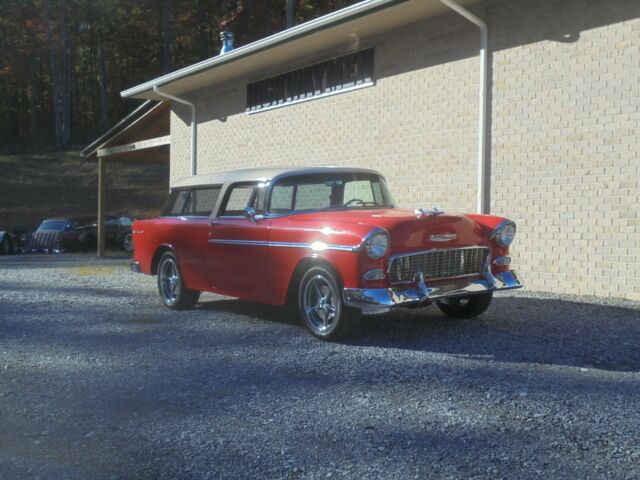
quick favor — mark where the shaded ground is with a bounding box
[0,255,639,479]
[0,151,168,231]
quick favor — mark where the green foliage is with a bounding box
[0,0,358,149]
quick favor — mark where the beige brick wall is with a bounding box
[170,0,640,300]
[489,0,640,300]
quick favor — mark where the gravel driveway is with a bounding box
[1,255,639,479]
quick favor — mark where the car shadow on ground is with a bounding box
[197,299,300,328]
[198,295,640,373]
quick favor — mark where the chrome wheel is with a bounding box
[302,274,339,334]
[159,257,181,306]
[156,252,200,310]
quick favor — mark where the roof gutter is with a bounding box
[439,0,489,214]
[153,85,197,175]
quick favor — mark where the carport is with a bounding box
[81,101,169,256]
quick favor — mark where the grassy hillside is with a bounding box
[0,151,169,231]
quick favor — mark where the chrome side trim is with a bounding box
[208,238,358,252]
[343,270,522,314]
[208,226,389,253]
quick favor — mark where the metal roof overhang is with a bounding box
[121,0,480,100]
[81,101,170,161]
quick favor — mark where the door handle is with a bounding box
[209,220,220,226]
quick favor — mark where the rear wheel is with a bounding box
[298,266,360,341]
[157,252,200,310]
[436,292,493,319]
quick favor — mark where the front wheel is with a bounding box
[298,266,360,341]
[435,292,493,319]
[157,252,200,310]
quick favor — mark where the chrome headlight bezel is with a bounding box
[363,229,390,259]
[490,221,516,247]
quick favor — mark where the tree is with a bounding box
[0,0,360,149]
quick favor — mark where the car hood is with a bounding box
[280,208,491,253]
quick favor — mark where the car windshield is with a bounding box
[269,173,396,214]
[37,220,67,231]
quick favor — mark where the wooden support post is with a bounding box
[97,157,106,257]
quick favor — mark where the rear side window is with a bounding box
[71,219,97,232]
[163,187,221,217]
[169,191,190,215]
[184,188,221,216]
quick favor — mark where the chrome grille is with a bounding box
[389,247,489,284]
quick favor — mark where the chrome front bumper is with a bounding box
[343,270,522,314]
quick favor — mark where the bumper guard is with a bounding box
[344,258,522,314]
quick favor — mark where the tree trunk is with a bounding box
[161,0,173,73]
[60,0,72,147]
[29,56,39,143]
[97,30,108,133]
[196,0,210,58]
[287,0,295,28]
[44,0,62,148]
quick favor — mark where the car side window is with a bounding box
[296,183,332,210]
[220,183,267,217]
[72,219,96,232]
[221,185,254,216]
[270,185,294,213]
[344,180,375,203]
[169,190,190,215]
[183,187,221,216]
[163,187,220,217]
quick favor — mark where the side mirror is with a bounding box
[243,206,258,222]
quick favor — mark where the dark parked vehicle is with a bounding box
[30,215,98,253]
[30,215,135,253]
[105,216,134,252]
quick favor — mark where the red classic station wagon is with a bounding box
[131,167,522,340]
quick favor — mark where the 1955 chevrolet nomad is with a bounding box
[131,167,522,340]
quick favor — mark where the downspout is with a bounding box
[439,0,489,214]
[153,85,197,175]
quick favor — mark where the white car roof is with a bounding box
[172,166,385,188]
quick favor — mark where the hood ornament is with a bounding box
[415,207,444,218]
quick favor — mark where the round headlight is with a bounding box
[364,231,389,259]
[492,221,516,247]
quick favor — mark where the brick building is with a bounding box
[120,0,640,300]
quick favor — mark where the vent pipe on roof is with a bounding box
[220,31,234,54]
